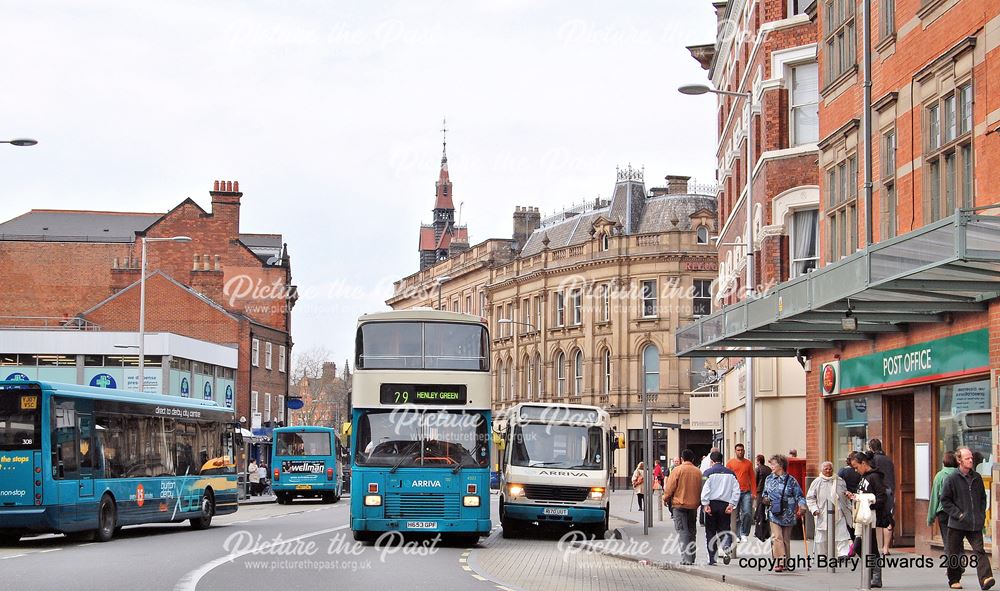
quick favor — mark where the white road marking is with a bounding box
[39,548,61,553]
[471,575,486,581]
[1,554,26,560]
[173,524,348,591]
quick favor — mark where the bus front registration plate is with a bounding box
[406,521,438,530]
[543,508,568,516]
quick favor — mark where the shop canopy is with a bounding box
[676,211,1000,358]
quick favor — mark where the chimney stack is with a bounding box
[209,179,243,235]
[665,175,691,195]
[512,206,542,254]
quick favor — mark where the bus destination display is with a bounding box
[379,384,467,405]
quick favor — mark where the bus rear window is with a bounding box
[356,322,488,371]
[0,392,41,450]
[276,432,331,456]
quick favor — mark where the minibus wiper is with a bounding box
[389,441,422,473]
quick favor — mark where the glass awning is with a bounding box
[676,211,1000,358]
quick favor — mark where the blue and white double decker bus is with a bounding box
[0,380,237,545]
[350,310,491,544]
[271,425,343,504]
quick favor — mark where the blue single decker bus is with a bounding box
[0,381,238,544]
[350,310,491,545]
[271,426,343,504]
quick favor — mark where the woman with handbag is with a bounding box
[632,462,645,511]
[762,454,807,572]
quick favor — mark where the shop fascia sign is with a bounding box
[821,329,988,396]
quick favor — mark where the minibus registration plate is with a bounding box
[543,508,568,516]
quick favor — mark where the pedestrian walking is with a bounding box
[700,447,719,472]
[701,451,740,565]
[670,456,681,474]
[248,459,260,496]
[868,439,896,554]
[258,462,268,494]
[847,451,888,588]
[788,449,798,458]
[653,460,665,490]
[806,460,852,558]
[930,451,962,583]
[726,443,755,542]
[940,447,995,591]
[663,448,703,565]
[762,454,806,573]
[631,462,645,511]
[754,454,771,509]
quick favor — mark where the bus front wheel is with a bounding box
[96,495,117,542]
[352,529,375,544]
[190,491,215,530]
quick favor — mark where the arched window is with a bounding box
[556,352,566,396]
[697,225,710,244]
[602,349,612,394]
[523,355,532,400]
[601,233,610,251]
[509,361,515,400]
[573,350,584,396]
[498,360,506,401]
[642,344,660,394]
[534,354,543,399]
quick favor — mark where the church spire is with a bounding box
[440,117,448,168]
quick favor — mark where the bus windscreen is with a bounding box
[356,322,488,371]
[0,391,41,450]
[276,432,332,456]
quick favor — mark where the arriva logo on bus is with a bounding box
[411,480,442,488]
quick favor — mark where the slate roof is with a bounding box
[519,191,716,258]
[239,233,283,262]
[0,209,160,242]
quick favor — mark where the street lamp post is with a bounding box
[435,276,452,310]
[679,84,756,460]
[137,236,192,392]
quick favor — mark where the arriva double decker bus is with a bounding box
[0,381,237,545]
[498,403,613,539]
[350,310,491,544]
[271,426,343,504]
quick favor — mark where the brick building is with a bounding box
[290,361,352,430]
[685,0,818,459]
[677,0,1000,559]
[391,163,722,484]
[0,180,295,428]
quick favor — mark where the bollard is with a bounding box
[827,499,836,573]
[658,490,663,522]
[860,523,870,591]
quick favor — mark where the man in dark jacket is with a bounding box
[849,451,888,588]
[940,447,995,590]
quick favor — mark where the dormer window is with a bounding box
[600,233,610,251]
[696,226,709,244]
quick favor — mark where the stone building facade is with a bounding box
[390,167,720,484]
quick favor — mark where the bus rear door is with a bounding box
[77,413,95,500]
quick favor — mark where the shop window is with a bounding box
[831,397,869,464]
[938,379,992,543]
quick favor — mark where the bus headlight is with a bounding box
[590,487,606,500]
[364,494,382,506]
[508,484,524,497]
[463,495,480,507]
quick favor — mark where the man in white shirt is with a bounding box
[701,451,741,565]
[700,447,720,472]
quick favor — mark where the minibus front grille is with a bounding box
[523,484,589,502]
[385,493,460,519]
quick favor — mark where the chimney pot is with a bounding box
[202,254,210,271]
[226,180,232,192]
[233,181,239,192]
[213,180,220,191]
[214,254,221,271]
[193,253,200,271]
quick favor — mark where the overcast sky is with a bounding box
[2,1,718,367]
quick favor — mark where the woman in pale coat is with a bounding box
[632,462,646,511]
[806,460,853,558]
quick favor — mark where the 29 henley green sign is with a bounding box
[838,329,988,395]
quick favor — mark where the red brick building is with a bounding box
[686,0,818,459]
[0,180,295,427]
[679,0,1000,560]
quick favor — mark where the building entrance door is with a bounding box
[885,394,915,547]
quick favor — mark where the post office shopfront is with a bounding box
[821,329,992,552]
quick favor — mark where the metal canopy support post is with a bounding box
[642,389,652,534]
[744,91,755,461]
